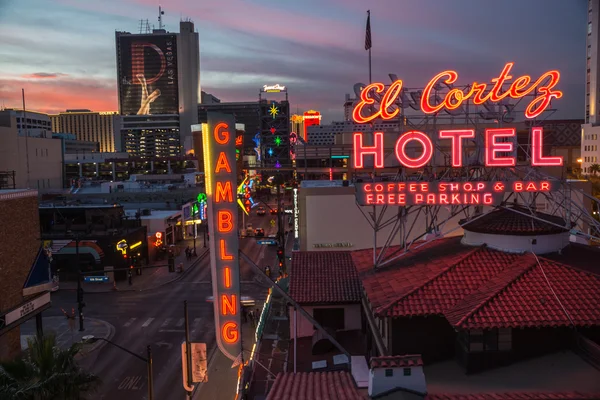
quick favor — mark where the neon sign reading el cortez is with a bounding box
[201,112,242,362]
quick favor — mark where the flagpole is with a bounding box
[367,10,372,84]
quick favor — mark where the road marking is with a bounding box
[141,318,154,328]
[175,318,184,327]
[159,329,185,333]
[118,376,143,390]
[161,318,172,327]
[123,318,136,327]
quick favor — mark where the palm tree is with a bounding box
[0,333,99,400]
[590,163,600,177]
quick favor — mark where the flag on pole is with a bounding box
[365,10,372,51]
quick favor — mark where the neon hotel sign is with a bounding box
[202,112,241,361]
[352,63,564,206]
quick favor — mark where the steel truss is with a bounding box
[352,81,597,268]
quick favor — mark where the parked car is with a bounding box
[255,228,265,237]
[256,207,266,216]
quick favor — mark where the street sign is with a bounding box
[257,239,277,245]
[0,292,50,329]
[270,219,276,227]
[84,276,108,283]
[182,342,208,391]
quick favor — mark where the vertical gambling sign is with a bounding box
[202,112,242,361]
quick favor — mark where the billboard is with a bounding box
[201,112,242,362]
[117,34,179,115]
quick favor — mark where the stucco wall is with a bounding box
[289,303,362,339]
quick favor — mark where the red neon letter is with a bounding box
[215,181,233,203]
[214,122,230,145]
[524,71,562,119]
[439,129,475,167]
[221,294,237,316]
[395,131,434,169]
[352,83,385,123]
[222,322,239,343]
[421,70,458,114]
[224,267,231,288]
[215,152,232,173]
[217,210,233,233]
[353,132,384,168]
[219,239,234,260]
[485,128,516,167]
[380,80,403,120]
[531,127,563,166]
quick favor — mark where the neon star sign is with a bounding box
[269,104,279,119]
[274,136,282,146]
[353,62,562,122]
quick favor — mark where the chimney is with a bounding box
[368,355,426,398]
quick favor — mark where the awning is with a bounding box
[23,247,52,296]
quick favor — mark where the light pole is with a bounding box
[74,235,85,332]
[85,336,153,400]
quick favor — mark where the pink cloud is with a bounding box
[21,72,69,79]
[0,76,117,114]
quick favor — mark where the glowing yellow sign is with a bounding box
[130,241,142,250]
[116,239,128,255]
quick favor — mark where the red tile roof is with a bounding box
[354,238,600,329]
[445,258,600,329]
[370,355,423,368]
[290,251,362,304]
[461,206,569,236]
[377,246,523,318]
[427,393,600,400]
[353,237,472,311]
[266,372,364,400]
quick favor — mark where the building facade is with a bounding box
[0,113,63,190]
[0,189,42,360]
[198,101,261,152]
[50,110,118,153]
[582,0,600,175]
[116,20,200,157]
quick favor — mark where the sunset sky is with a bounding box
[0,0,587,122]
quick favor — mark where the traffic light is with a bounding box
[277,248,284,259]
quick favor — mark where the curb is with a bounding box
[58,249,209,294]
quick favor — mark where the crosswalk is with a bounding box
[120,316,212,334]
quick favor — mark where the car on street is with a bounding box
[255,228,265,237]
[270,208,278,215]
[256,206,266,216]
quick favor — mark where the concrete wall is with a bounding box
[368,366,427,397]
[0,122,63,189]
[0,191,40,360]
[299,186,463,251]
[289,303,362,339]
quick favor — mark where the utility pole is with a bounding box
[75,236,85,331]
[147,345,154,400]
[184,300,193,399]
[275,174,286,273]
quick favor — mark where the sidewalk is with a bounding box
[20,316,115,357]
[193,308,259,400]
[59,239,209,293]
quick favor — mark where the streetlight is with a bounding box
[83,335,153,400]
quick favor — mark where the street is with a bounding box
[43,208,283,400]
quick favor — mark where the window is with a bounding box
[589,46,592,58]
[403,368,411,376]
[385,369,394,377]
[589,22,593,35]
[468,328,511,352]
[313,308,345,331]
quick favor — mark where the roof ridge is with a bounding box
[449,256,538,328]
[376,245,485,316]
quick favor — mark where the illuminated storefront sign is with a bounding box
[154,232,163,247]
[130,241,142,250]
[355,181,557,206]
[116,239,128,255]
[293,188,299,239]
[352,127,562,169]
[353,62,561,122]
[201,112,241,362]
[313,242,353,248]
[262,84,286,92]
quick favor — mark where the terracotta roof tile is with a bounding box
[378,247,522,318]
[266,372,364,400]
[427,393,600,400]
[370,355,423,368]
[446,258,600,329]
[290,251,362,304]
[461,206,569,236]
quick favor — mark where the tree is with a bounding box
[0,333,99,400]
[590,163,600,176]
